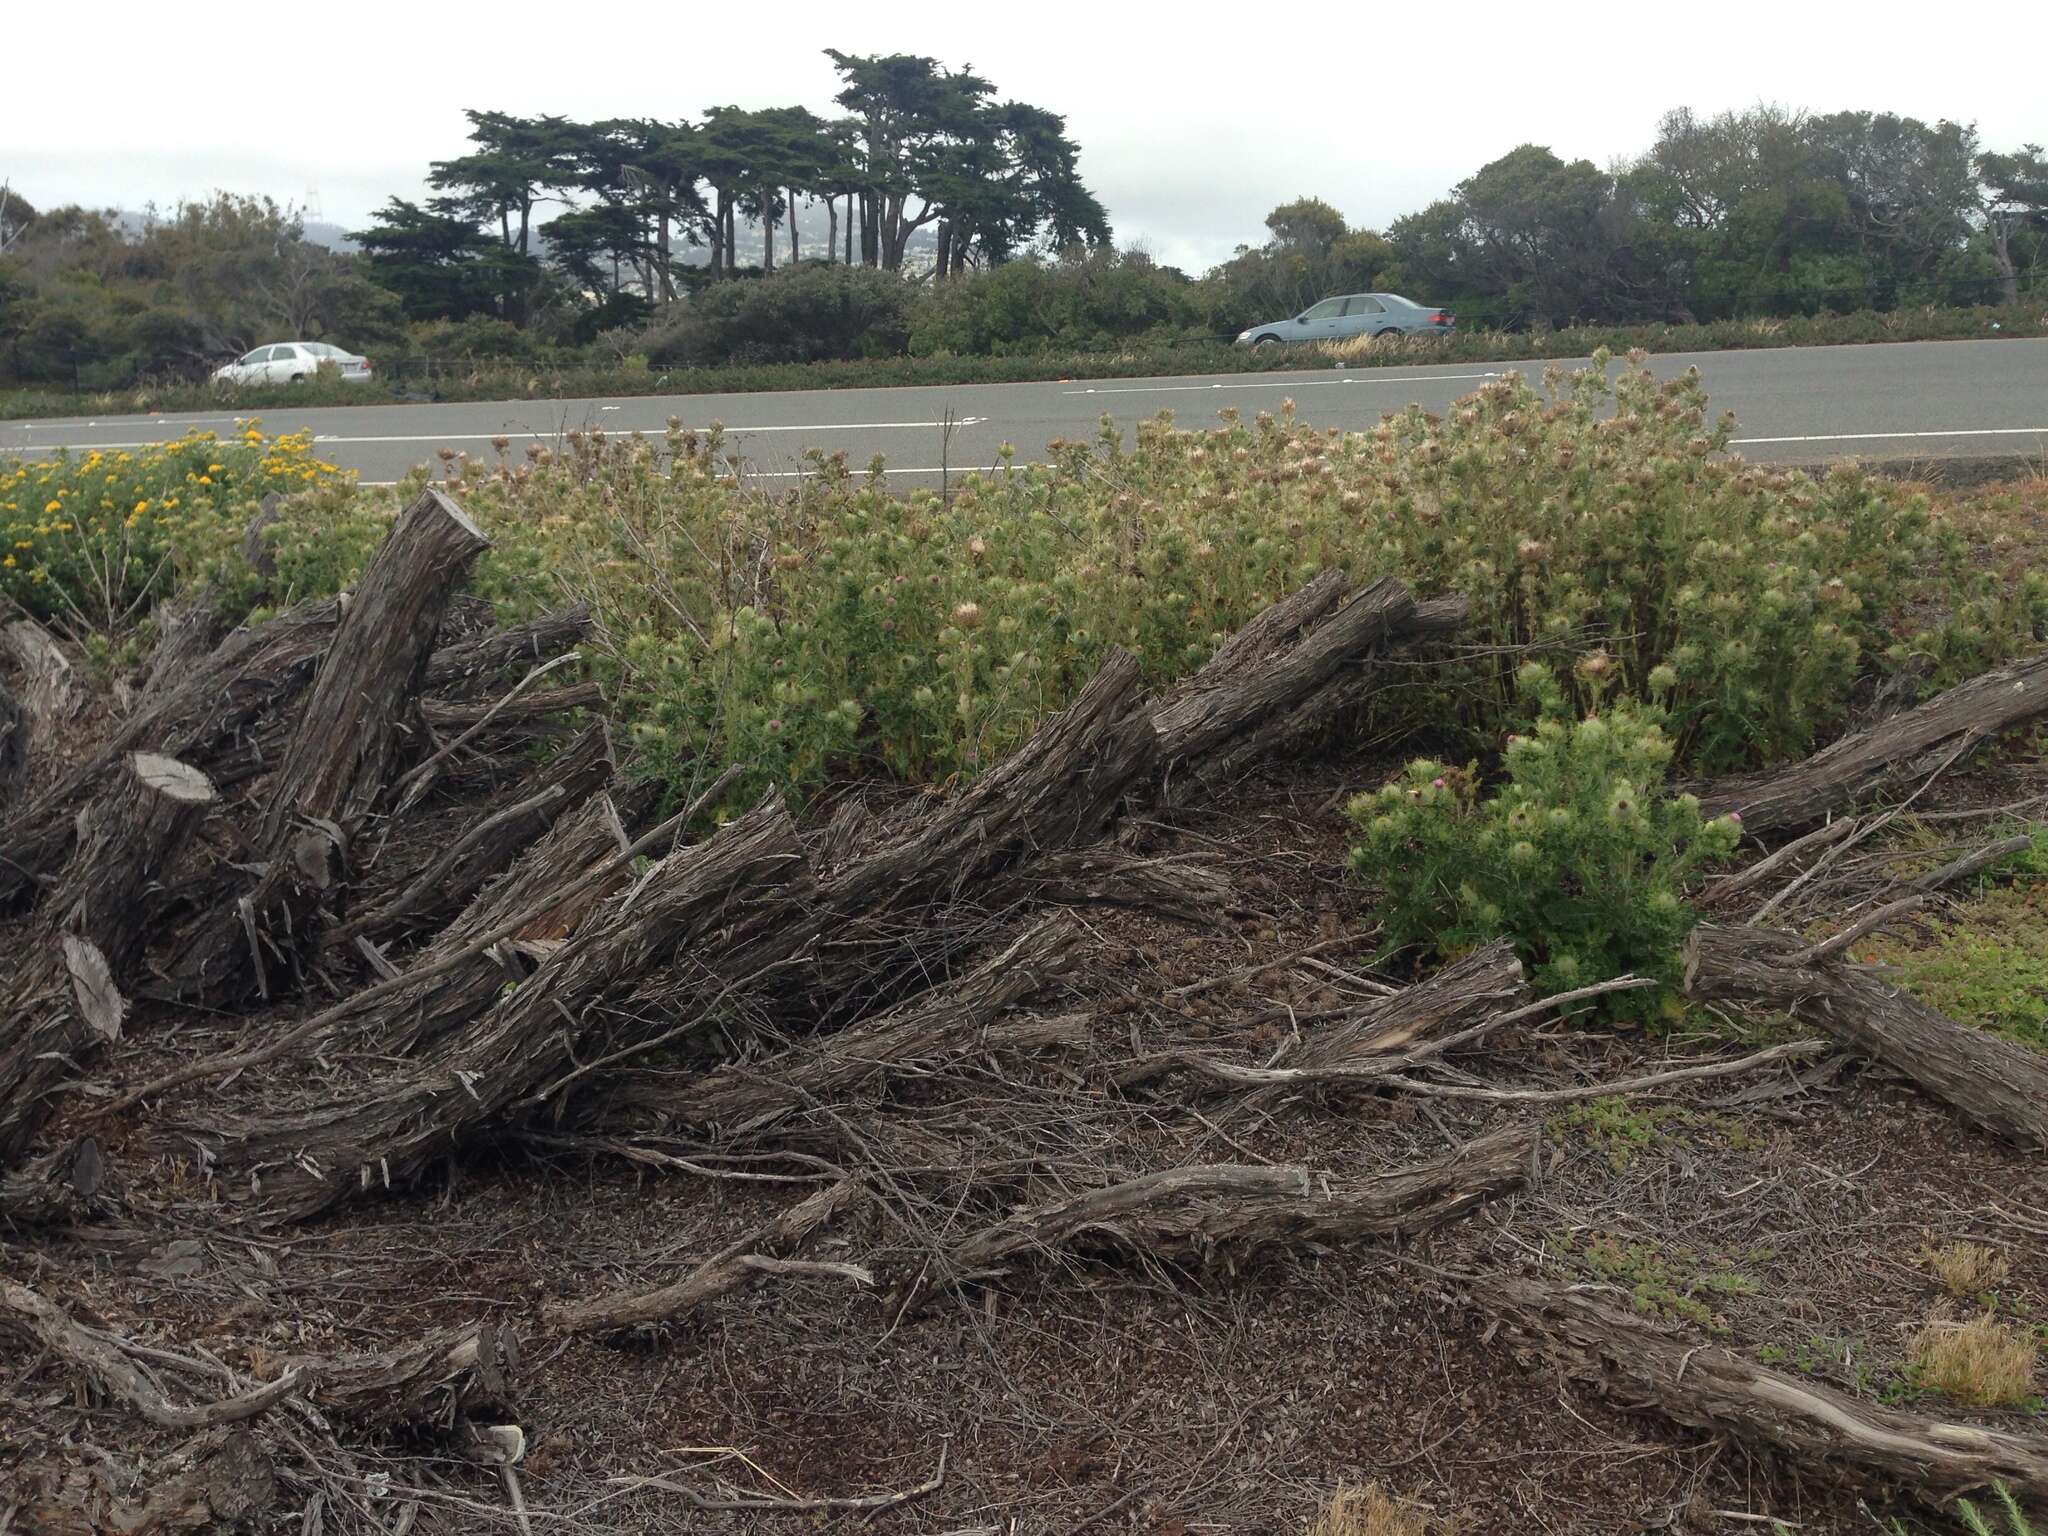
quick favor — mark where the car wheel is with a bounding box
[288,373,305,384]
[1375,329,1401,341]
[1252,334,1281,347]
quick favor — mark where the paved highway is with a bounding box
[5,338,2044,485]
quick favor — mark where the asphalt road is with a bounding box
[6,338,2045,485]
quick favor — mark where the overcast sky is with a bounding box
[8,0,2045,273]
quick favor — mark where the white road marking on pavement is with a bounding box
[1063,372,1499,396]
[2,418,991,455]
[1730,426,2048,445]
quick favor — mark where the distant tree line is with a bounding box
[1,93,2042,389]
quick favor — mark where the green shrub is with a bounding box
[1345,673,1741,1015]
[642,265,917,366]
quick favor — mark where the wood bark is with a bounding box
[0,754,216,1164]
[173,489,491,1003]
[1686,922,2048,1146]
[230,794,812,1219]
[331,720,616,952]
[942,1125,1535,1288]
[0,598,342,907]
[423,602,592,695]
[319,787,632,1058]
[548,1179,862,1334]
[1698,647,2048,835]
[0,672,23,809]
[1476,1275,2048,1503]
[578,915,1084,1140]
[1113,941,1527,1094]
[7,1428,275,1535]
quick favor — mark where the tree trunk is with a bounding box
[0,597,342,908]
[1151,573,1466,806]
[229,794,812,1219]
[1475,1275,2048,1505]
[422,603,591,696]
[934,221,951,279]
[788,188,800,263]
[826,196,838,265]
[846,194,855,265]
[725,201,737,274]
[0,754,216,1164]
[328,721,616,955]
[172,489,490,1005]
[577,914,1085,1140]
[763,204,775,273]
[1685,922,2048,1147]
[1697,647,2048,835]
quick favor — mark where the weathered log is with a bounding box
[0,672,24,809]
[0,1272,511,1437]
[1114,940,1531,1095]
[323,787,632,1057]
[424,602,593,695]
[580,915,1085,1140]
[984,846,1232,924]
[547,1178,863,1334]
[331,720,616,952]
[6,1429,275,1536]
[941,1124,1534,1290]
[1686,922,2048,1146]
[1151,572,1465,802]
[1475,1275,2048,1504]
[0,755,217,1164]
[231,794,812,1218]
[1699,647,2048,835]
[302,1319,516,1431]
[0,597,342,906]
[173,489,491,1002]
[0,1137,106,1227]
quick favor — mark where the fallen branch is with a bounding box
[1686,922,2048,1146]
[942,1124,1535,1289]
[1699,648,2048,835]
[548,1178,863,1334]
[606,1442,944,1515]
[1475,1275,2048,1503]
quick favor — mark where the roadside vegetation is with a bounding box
[4,360,2048,1536]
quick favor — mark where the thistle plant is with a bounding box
[1346,665,1742,1017]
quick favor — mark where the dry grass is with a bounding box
[1922,1240,2013,1299]
[1910,1313,2039,1406]
[1308,1483,1436,1536]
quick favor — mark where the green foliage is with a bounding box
[1347,676,1741,1013]
[642,264,916,365]
[1558,1230,1759,1332]
[1867,840,2048,1051]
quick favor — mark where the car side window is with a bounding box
[1301,299,1344,321]
[1346,296,1385,315]
[239,349,267,365]
[274,346,300,361]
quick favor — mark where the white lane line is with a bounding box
[1731,426,2048,445]
[1,417,990,455]
[1063,371,1499,396]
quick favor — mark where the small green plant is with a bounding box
[1885,1484,2042,1536]
[1561,1230,1759,1332]
[1347,670,1741,1017]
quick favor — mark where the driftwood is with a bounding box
[1699,647,2048,835]
[1476,1275,2048,1503]
[0,755,217,1164]
[1151,573,1466,802]
[0,1137,106,1227]
[548,1178,864,1334]
[941,1124,1535,1289]
[580,915,1085,1140]
[172,490,491,1003]
[1686,922,2048,1146]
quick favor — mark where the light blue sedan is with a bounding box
[1235,293,1455,346]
